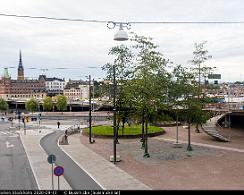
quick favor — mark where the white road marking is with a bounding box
[5,141,15,148]
[0,131,19,137]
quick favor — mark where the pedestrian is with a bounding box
[57,121,60,129]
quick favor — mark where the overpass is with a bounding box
[6,99,112,112]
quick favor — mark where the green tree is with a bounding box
[25,98,39,113]
[171,65,209,151]
[0,98,9,113]
[130,33,169,157]
[43,96,53,111]
[103,44,134,137]
[191,41,212,133]
[56,95,67,112]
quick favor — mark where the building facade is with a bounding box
[0,52,46,100]
[39,75,65,96]
[63,83,82,100]
[63,80,90,100]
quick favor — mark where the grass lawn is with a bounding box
[83,125,164,136]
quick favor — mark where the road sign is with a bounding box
[47,154,56,164]
[208,74,221,79]
[54,166,64,176]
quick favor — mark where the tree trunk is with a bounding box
[187,120,193,151]
[143,117,150,158]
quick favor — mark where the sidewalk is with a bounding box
[59,134,151,190]
[17,121,72,190]
[19,119,150,190]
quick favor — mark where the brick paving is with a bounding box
[80,125,244,190]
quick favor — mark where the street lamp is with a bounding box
[86,67,101,143]
[112,64,118,163]
[88,75,95,144]
[227,84,231,128]
[108,21,129,163]
[107,21,130,41]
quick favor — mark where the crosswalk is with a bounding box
[0,130,19,137]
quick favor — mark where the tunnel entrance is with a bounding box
[218,113,244,129]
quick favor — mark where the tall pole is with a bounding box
[92,78,96,125]
[195,62,201,133]
[143,117,150,158]
[113,64,117,164]
[51,163,54,190]
[228,84,231,128]
[92,79,95,112]
[187,119,193,151]
[141,109,145,148]
[89,75,95,144]
[58,176,60,190]
[176,112,179,144]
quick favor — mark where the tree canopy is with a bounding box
[43,96,53,111]
[56,95,67,112]
[25,98,39,113]
[0,98,9,111]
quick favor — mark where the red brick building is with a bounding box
[0,52,46,100]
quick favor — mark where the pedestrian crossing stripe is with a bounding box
[0,131,19,137]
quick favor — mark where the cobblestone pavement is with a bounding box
[80,126,244,190]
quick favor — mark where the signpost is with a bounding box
[38,113,42,133]
[208,74,221,80]
[47,154,56,190]
[54,166,64,190]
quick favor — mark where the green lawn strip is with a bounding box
[83,125,163,136]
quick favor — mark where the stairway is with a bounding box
[202,114,230,142]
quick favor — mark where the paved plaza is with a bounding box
[79,125,244,190]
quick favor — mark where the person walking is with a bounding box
[57,121,60,129]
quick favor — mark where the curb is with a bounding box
[82,130,165,139]
[57,134,106,190]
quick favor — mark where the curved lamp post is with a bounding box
[108,21,129,163]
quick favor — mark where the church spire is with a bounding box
[19,50,23,68]
[17,50,24,80]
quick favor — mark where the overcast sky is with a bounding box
[0,0,244,82]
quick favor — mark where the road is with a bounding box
[40,131,102,190]
[0,121,38,190]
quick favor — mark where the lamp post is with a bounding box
[108,21,129,163]
[228,84,231,128]
[112,64,117,163]
[88,75,95,144]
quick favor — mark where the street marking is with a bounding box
[0,131,19,137]
[5,141,15,148]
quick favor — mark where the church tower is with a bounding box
[17,50,24,80]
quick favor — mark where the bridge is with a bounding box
[6,99,112,112]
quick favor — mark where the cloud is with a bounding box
[0,0,244,82]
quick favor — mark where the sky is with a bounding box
[0,0,244,82]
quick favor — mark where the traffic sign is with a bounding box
[47,154,56,164]
[54,166,64,176]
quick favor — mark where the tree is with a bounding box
[171,65,210,151]
[103,44,134,139]
[0,98,9,113]
[130,33,169,157]
[191,41,212,133]
[56,95,67,112]
[43,96,53,111]
[25,98,39,113]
